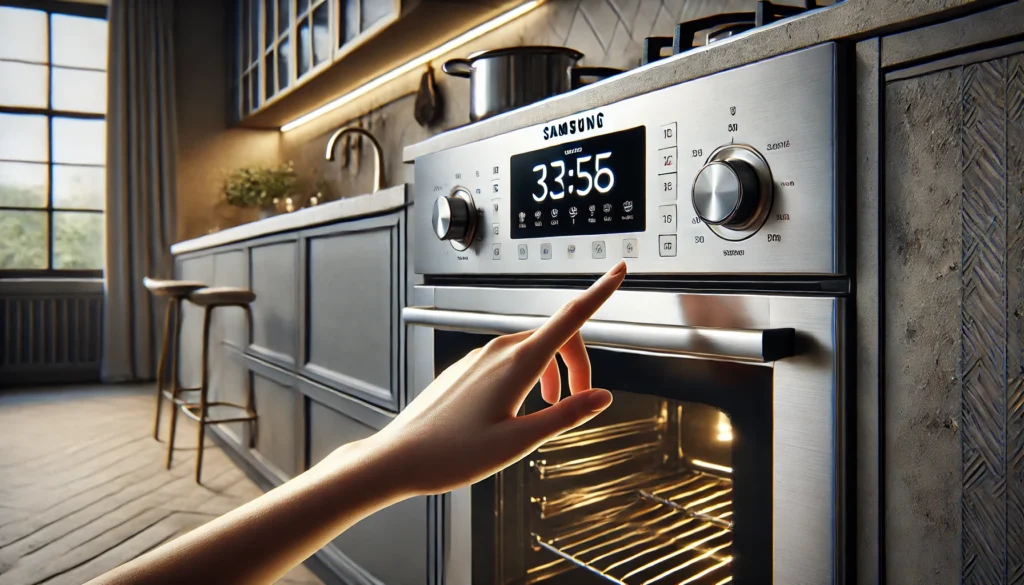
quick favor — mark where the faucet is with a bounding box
[325,126,386,193]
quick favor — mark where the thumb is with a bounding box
[508,389,613,452]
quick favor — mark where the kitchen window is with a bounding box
[0,1,108,276]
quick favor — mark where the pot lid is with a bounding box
[464,45,584,61]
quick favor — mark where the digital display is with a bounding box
[510,126,646,239]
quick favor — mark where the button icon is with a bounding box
[491,223,499,236]
[659,235,677,257]
[491,180,500,194]
[592,241,606,259]
[659,205,677,232]
[492,165,500,175]
[517,244,528,260]
[589,204,596,215]
[623,238,639,258]
[623,200,634,213]
[540,243,552,260]
[658,147,677,175]
[603,203,612,213]
[658,173,677,200]
[567,244,576,258]
[569,206,578,218]
[492,244,501,259]
[659,122,677,149]
[534,210,542,219]
[518,211,526,221]
[491,199,500,213]
[551,208,559,218]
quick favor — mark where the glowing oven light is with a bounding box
[692,459,733,474]
[716,411,733,442]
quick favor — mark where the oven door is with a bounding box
[405,287,844,585]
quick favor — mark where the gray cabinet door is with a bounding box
[249,237,299,368]
[883,52,1024,585]
[248,360,303,480]
[301,213,404,411]
[305,389,428,585]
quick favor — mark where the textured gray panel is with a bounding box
[250,241,298,365]
[252,373,299,478]
[884,66,962,585]
[1008,54,1024,585]
[962,58,1008,585]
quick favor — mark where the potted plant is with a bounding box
[223,162,298,219]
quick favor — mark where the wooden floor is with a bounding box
[0,384,323,585]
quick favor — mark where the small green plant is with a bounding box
[223,162,298,209]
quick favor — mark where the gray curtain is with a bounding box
[102,0,178,382]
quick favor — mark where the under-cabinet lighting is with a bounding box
[280,0,544,132]
[692,459,733,474]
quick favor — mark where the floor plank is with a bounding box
[0,384,323,585]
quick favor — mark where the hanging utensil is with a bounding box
[415,64,442,127]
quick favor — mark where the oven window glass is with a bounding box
[436,332,772,585]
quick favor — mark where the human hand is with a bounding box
[365,261,627,497]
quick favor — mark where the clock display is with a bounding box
[510,126,646,239]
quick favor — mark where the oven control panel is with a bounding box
[412,42,840,276]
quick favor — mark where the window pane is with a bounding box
[250,0,259,67]
[264,0,275,49]
[0,62,48,107]
[298,0,309,16]
[0,7,47,62]
[53,211,103,270]
[342,0,359,45]
[251,70,259,110]
[0,210,47,269]
[278,0,290,36]
[278,37,290,90]
[51,14,107,70]
[312,3,329,65]
[0,114,48,162]
[54,165,104,210]
[265,49,276,98]
[298,19,310,76]
[0,162,48,208]
[53,118,105,165]
[52,67,106,114]
[242,73,250,114]
[361,0,392,31]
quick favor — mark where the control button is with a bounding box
[658,173,677,200]
[491,180,500,195]
[623,200,634,213]
[691,145,773,237]
[567,244,577,259]
[623,238,639,258]
[491,223,499,236]
[491,199,500,213]
[491,244,501,260]
[659,205,677,232]
[592,241,606,259]
[659,235,677,257]
[432,188,477,252]
[658,147,677,175]
[491,165,500,176]
[517,243,528,260]
[659,122,677,149]
[540,243,552,260]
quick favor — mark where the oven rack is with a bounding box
[528,471,733,585]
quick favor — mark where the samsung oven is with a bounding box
[403,43,848,585]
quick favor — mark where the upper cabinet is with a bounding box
[227,0,533,129]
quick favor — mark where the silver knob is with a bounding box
[692,159,761,228]
[431,188,477,249]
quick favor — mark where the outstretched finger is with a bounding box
[525,261,626,358]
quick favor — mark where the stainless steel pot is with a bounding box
[442,46,621,122]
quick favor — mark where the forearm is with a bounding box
[87,438,404,585]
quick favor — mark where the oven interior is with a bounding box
[437,332,774,585]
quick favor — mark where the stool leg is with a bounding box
[195,306,213,484]
[153,298,175,440]
[243,304,257,449]
[165,298,183,469]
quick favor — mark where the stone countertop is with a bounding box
[402,0,998,162]
[170,184,411,255]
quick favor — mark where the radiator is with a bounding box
[0,280,103,387]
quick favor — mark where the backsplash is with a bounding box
[279,0,761,204]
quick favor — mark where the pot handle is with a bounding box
[570,67,623,90]
[442,59,473,78]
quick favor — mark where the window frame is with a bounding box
[0,0,108,278]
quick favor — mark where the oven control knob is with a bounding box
[691,145,772,231]
[432,188,477,250]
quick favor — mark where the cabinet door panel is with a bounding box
[308,399,428,585]
[176,254,214,389]
[250,240,298,367]
[251,369,300,478]
[304,220,399,410]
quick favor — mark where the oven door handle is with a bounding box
[402,307,795,363]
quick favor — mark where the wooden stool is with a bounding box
[176,286,258,484]
[144,277,207,448]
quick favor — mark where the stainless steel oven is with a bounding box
[404,42,847,585]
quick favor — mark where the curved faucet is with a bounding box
[325,126,386,193]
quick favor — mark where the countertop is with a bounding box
[402,0,1001,161]
[170,184,411,255]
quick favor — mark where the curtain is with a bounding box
[102,0,178,382]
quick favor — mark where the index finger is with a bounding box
[525,261,627,356]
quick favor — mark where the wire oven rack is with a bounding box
[528,471,734,585]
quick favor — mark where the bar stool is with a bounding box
[144,277,207,446]
[174,286,259,484]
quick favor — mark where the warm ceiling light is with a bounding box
[281,0,543,132]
